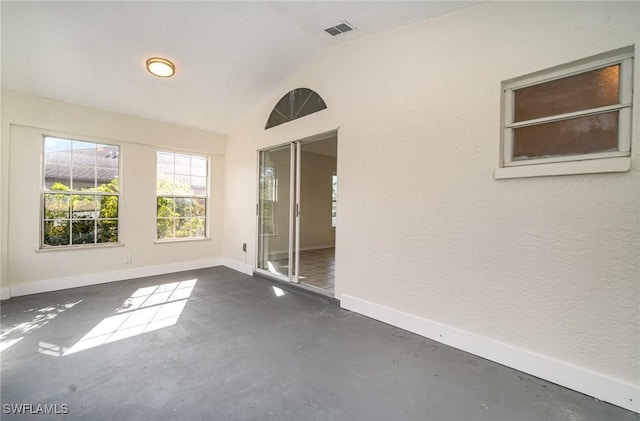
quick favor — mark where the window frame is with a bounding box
[498,47,633,178]
[40,135,121,249]
[155,151,209,242]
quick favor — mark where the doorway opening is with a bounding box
[256,131,337,296]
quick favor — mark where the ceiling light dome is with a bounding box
[146,57,175,78]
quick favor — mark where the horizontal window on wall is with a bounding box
[41,136,120,248]
[156,151,208,241]
[497,46,633,179]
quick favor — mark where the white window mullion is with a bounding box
[505,103,627,130]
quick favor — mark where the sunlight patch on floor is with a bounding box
[63,279,197,356]
[0,337,23,352]
[38,341,68,357]
[272,286,287,297]
[0,300,82,353]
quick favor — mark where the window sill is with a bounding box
[37,243,124,253]
[154,237,210,244]
[494,157,630,179]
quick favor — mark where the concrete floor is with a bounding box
[0,267,637,421]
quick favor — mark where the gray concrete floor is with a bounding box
[0,267,637,421]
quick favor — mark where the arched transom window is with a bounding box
[265,88,327,129]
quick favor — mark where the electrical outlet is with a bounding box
[242,243,247,252]
[124,255,132,264]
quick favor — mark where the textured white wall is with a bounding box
[2,91,225,293]
[224,0,640,393]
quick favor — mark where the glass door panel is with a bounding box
[257,145,293,279]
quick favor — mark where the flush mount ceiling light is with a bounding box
[146,57,175,78]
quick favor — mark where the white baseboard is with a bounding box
[223,258,253,276]
[341,294,639,414]
[7,258,222,298]
[0,287,10,300]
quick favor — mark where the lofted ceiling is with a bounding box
[2,1,477,135]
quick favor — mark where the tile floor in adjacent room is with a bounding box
[299,247,335,295]
[0,266,636,421]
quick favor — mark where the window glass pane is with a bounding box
[191,157,207,176]
[514,65,619,122]
[97,168,119,190]
[513,112,618,160]
[175,155,191,175]
[157,197,175,218]
[44,164,71,189]
[332,175,337,201]
[175,175,192,193]
[72,166,96,189]
[45,137,72,155]
[191,176,207,196]
[72,219,95,244]
[99,195,119,218]
[44,138,71,168]
[193,198,206,216]
[174,218,190,238]
[332,201,337,228]
[72,141,97,171]
[157,174,175,195]
[98,145,119,168]
[157,152,175,173]
[193,218,206,237]
[97,220,118,243]
[157,218,174,240]
[44,220,70,246]
[72,194,98,219]
[175,198,193,217]
[44,193,70,219]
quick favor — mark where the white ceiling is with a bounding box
[2,1,477,135]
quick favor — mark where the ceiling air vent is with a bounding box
[324,21,355,36]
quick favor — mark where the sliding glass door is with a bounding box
[257,131,337,294]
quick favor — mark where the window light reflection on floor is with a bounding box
[272,286,287,297]
[63,279,197,356]
[0,300,82,354]
[38,341,67,357]
[0,337,24,353]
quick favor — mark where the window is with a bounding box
[498,47,633,178]
[42,136,120,248]
[332,174,337,228]
[265,88,327,129]
[156,152,208,240]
